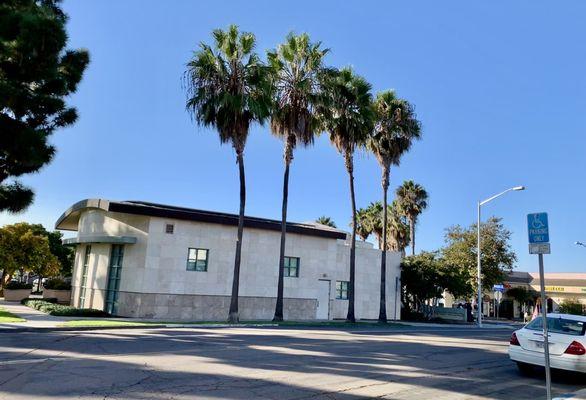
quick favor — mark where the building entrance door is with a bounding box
[316,280,330,319]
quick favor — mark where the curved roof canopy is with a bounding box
[56,199,348,240]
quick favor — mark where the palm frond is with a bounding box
[185,25,271,152]
[319,67,374,155]
[368,90,422,170]
[268,33,329,152]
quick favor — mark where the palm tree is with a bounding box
[387,200,410,253]
[185,25,271,323]
[268,33,329,322]
[396,180,428,256]
[320,67,374,322]
[368,90,421,321]
[315,216,337,228]
[355,207,373,241]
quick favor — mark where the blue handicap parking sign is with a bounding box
[527,212,549,243]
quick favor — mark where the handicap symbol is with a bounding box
[531,214,545,229]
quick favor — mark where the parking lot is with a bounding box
[0,326,583,399]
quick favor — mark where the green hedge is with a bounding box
[5,281,33,290]
[43,278,71,290]
[21,299,110,317]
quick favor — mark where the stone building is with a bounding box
[56,199,402,321]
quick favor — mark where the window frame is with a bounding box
[336,281,349,300]
[165,224,174,234]
[105,244,125,315]
[283,256,300,278]
[186,248,209,272]
[79,245,91,308]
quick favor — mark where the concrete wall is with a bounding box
[71,210,149,310]
[71,210,402,321]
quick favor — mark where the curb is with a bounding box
[0,324,168,333]
[0,323,280,334]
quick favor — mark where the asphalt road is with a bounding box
[0,326,583,399]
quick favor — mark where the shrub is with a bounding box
[558,299,586,316]
[43,278,71,291]
[5,281,33,290]
[21,299,110,317]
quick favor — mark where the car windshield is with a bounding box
[526,316,586,336]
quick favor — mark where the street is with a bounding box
[0,326,583,399]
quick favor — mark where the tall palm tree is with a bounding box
[268,33,328,322]
[320,67,374,322]
[396,180,428,256]
[368,90,421,321]
[185,25,271,323]
[315,216,337,228]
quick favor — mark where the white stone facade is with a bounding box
[62,200,402,321]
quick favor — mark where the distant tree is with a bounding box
[268,33,328,322]
[0,0,90,212]
[315,216,337,228]
[320,67,374,322]
[401,252,445,312]
[368,91,421,321]
[185,25,272,323]
[45,230,74,276]
[355,207,374,241]
[355,201,410,253]
[401,252,469,315]
[22,232,60,292]
[396,180,428,256]
[387,200,410,253]
[505,286,537,317]
[442,217,516,298]
[506,286,535,305]
[0,223,59,294]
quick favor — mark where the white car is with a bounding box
[509,313,586,374]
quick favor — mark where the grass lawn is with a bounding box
[60,319,407,329]
[60,320,160,328]
[0,307,25,323]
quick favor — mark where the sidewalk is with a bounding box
[0,299,72,329]
[399,320,520,329]
[1,298,521,332]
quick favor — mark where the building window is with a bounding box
[283,256,300,277]
[187,248,209,271]
[336,281,349,300]
[79,245,91,308]
[105,245,124,315]
[165,224,174,234]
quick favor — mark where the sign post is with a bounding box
[527,212,552,400]
[492,284,504,319]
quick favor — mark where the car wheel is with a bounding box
[516,362,534,375]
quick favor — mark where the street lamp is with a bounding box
[477,186,525,327]
[575,241,586,248]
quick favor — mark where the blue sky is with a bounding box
[2,1,585,272]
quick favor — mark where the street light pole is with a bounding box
[477,186,525,328]
[477,201,482,327]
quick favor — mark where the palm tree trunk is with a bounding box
[409,217,415,256]
[379,165,389,322]
[345,150,357,323]
[274,138,294,322]
[228,150,246,323]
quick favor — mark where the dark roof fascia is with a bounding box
[107,201,347,240]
